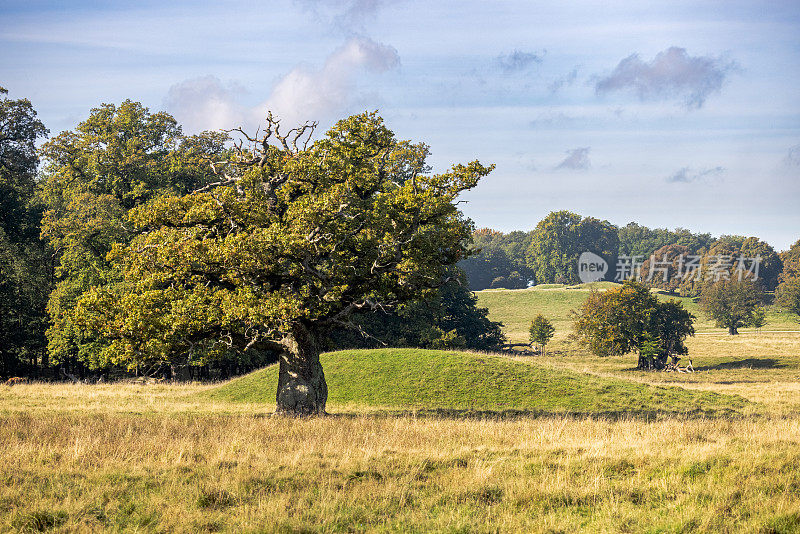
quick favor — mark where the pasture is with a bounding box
[1,285,799,532]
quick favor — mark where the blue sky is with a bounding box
[2,0,799,249]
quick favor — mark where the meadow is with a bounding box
[1,285,799,533]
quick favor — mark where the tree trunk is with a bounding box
[728,325,738,335]
[275,323,327,416]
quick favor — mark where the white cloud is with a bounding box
[548,67,578,93]
[296,0,400,32]
[595,47,736,109]
[665,166,725,183]
[260,36,400,126]
[495,49,544,73]
[164,75,247,133]
[164,37,399,133]
[555,147,591,170]
[784,144,800,167]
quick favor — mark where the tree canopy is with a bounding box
[76,111,494,414]
[780,239,800,282]
[776,278,800,319]
[0,86,50,377]
[330,267,505,351]
[640,244,691,293]
[618,223,712,259]
[573,280,695,369]
[529,314,555,355]
[679,235,783,296]
[700,279,766,335]
[39,100,228,371]
[459,228,532,290]
[526,211,618,285]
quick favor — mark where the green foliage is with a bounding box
[526,211,618,285]
[775,277,800,318]
[779,239,800,282]
[679,235,783,296]
[739,236,783,291]
[39,100,227,369]
[76,112,494,372]
[618,223,712,258]
[640,243,690,293]
[774,239,800,321]
[636,332,662,370]
[329,268,505,351]
[0,86,50,377]
[205,348,747,415]
[700,279,767,335]
[459,228,533,290]
[528,314,555,354]
[572,280,695,368]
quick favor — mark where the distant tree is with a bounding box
[460,247,516,290]
[526,211,617,285]
[489,271,527,289]
[0,86,50,378]
[679,235,783,296]
[618,222,712,259]
[490,276,507,289]
[39,100,228,373]
[459,228,533,290]
[672,227,714,254]
[740,237,783,291]
[573,280,695,369]
[775,277,800,318]
[529,315,555,355]
[700,279,766,335]
[779,239,800,282]
[500,230,534,270]
[75,112,494,415]
[505,271,528,289]
[640,244,691,293]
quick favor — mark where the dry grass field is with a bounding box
[1,285,798,533]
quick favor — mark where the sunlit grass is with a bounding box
[205,348,749,417]
[2,285,799,532]
[478,284,800,344]
[1,409,798,532]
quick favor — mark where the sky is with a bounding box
[2,0,799,250]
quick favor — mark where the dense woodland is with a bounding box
[460,212,797,294]
[2,89,799,382]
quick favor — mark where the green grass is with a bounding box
[205,348,749,416]
[475,285,800,413]
[0,286,796,532]
[477,284,800,343]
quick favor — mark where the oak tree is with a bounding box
[700,279,766,335]
[77,112,494,415]
[572,280,695,369]
[776,277,800,318]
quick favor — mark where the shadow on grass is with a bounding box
[696,358,786,371]
[262,406,750,422]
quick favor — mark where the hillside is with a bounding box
[206,348,748,416]
[477,283,799,343]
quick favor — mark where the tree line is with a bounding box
[460,210,798,298]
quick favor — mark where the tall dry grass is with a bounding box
[1,397,799,532]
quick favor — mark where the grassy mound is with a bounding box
[205,348,748,415]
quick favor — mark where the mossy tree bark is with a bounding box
[276,323,327,416]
